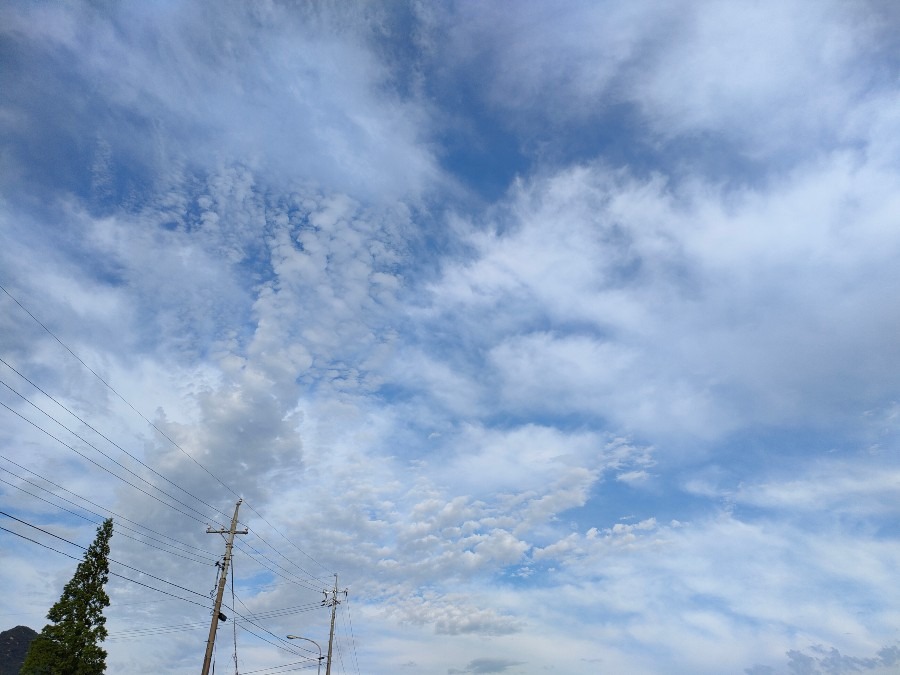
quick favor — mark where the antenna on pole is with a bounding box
[201,499,248,675]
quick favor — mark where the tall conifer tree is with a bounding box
[21,518,113,675]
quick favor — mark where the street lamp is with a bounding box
[286,635,324,675]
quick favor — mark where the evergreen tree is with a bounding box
[21,518,113,675]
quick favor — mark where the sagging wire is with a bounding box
[232,554,239,675]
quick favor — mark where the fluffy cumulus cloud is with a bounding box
[2,2,900,674]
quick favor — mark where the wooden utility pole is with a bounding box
[323,574,346,675]
[201,498,248,675]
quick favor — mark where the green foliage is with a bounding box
[21,519,113,675]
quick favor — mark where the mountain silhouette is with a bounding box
[0,626,38,674]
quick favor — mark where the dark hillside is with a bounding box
[0,626,38,675]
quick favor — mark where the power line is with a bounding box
[2,283,340,668]
[0,274,354,666]
[0,473,214,566]
[239,502,330,576]
[224,596,320,661]
[0,510,213,601]
[107,601,322,642]
[343,595,362,675]
[0,377,225,526]
[0,355,233,522]
[230,602,322,623]
[108,621,209,641]
[0,464,214,565]
[241,661,320,674]
[1,282,329,575]
[0,280,246,499]
[0,524,212,611]
[0,451,334,586]
[232,549,239,675]
[0,453,215,559]
[234,538,324,593]
[234,623,318,662]
[231,592,325,662]
[0,399,216,526]
[1,480,329,657]
[0,283,212,483]
[1,384,327,591]
[231,548,318,593]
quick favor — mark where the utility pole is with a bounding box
[322,574,347,675]
[201,498,248,675]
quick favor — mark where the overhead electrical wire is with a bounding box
[233,538,324,593]
[228,601,322,623]
[0,284,352,670]
[0,377,225,527]
[108,621,209,641]
[241,525,324,583]
[0,473,214,566]
[0,426,319,591]
[1,284,341,663]
[331,640,347,673]
[240,661,320,674]
[0,399,217,527]
[213,588,320,659]
[2,519,316,659]
[0,468,215,564]
[234,623,316,662]
[1,515,324,669]
[201,535,329,605]
[231,590,323,660]
[1,449,323,593]
[108,601,321,641]
[0,524,212,611]
[1,282,324,572]
[0,511,214,601]
[0,284,213,482]
[343,595,362,675]
[0,355,233,522]
[0,453,216,560]
[232,551,240,674]
[1,282,329,577]
[207,528,324,594]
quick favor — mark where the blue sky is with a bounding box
[2,2,900,674]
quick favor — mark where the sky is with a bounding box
[2,1,900,673]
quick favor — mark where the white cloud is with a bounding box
[431,1,676,126]
[432,0,896,164]
[1,2,440,203]
[633,0,869,153]
[734,464,900,516]
[426,151,900,442]
[4,2,900,674]
[524,511,900,674]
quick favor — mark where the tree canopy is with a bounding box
[21,518,113,675]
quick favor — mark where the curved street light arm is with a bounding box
[286,635,324,675]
